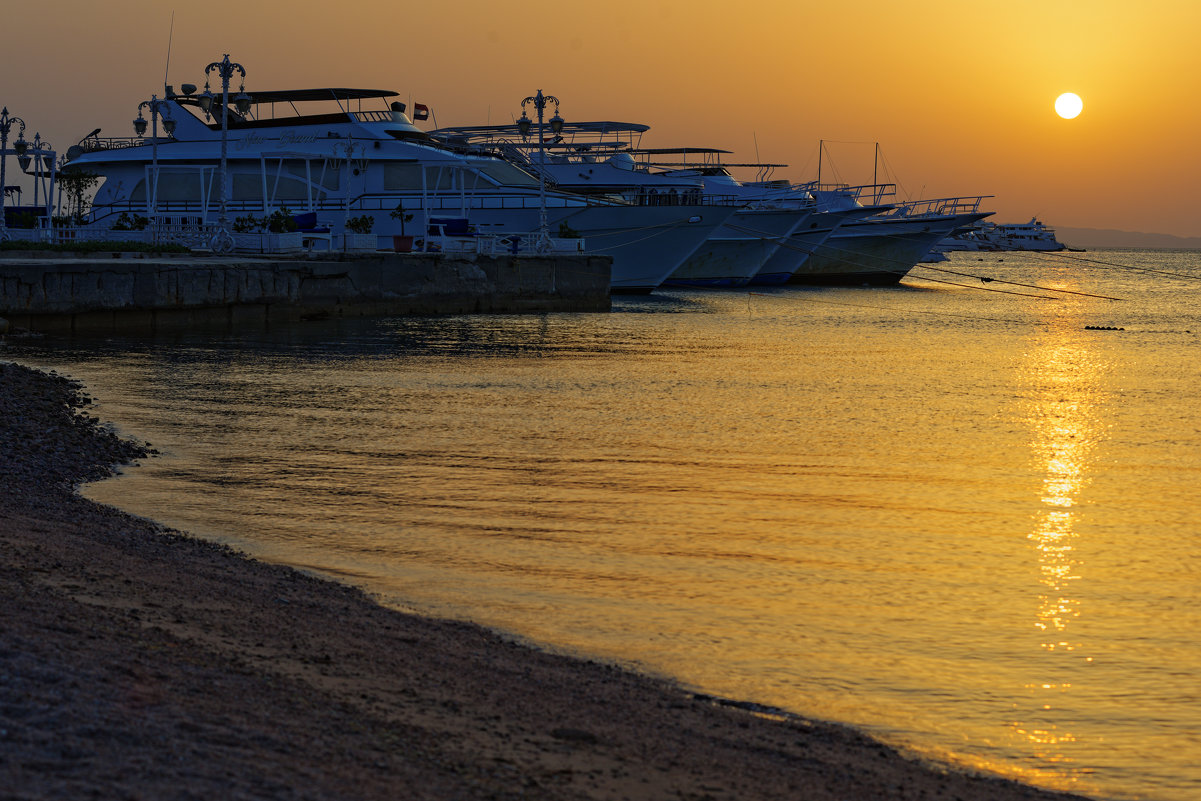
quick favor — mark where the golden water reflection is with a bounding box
[1017,328,1109,777]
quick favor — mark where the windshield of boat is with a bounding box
[475,162,541,188]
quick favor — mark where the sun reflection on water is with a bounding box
[1016,326,1110,782]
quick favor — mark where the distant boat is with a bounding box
[937,218,1066,252]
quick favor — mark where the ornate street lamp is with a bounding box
[518,90,562,252]
[0,106,28,241]
[134,94,176,219]
[330,135,370,251]
[19,133,55,218]
[201,54,250,252]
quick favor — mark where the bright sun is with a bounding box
[1055,92,1083,119]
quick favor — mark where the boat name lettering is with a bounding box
[280,131,319,147]
[234,131,320,150]
[235,132,269,151]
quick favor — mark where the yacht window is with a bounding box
[459,169,483,192]
[382,163,424,190]
[270,176,310,201]
[314,166,340,191]
[432,168,456,191]
[477,162,540,187]
[232,174,263,202]
[130,172,211,203]
[231,171,309,202]
[284,160,309,180]
[283,160,339,191]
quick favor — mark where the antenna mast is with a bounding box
[164,11,175,92]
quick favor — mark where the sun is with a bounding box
[1055,92,1083,119]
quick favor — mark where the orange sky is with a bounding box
[5,0,1199,236]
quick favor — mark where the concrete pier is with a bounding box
[0,251,611,333]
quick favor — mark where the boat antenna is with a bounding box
[163,10,175,93]
[753,131,760,164]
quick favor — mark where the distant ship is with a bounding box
[936,218,1066,252]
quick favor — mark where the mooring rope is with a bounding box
[910,263,1123,300]
[1001,248,1201,281]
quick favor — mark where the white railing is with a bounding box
[3,223,586,257]
[411,232,586,256]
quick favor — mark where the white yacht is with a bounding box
[433,123,822,288]
[937,218,1065,252]
[709,176,886,285]
[628,151,816,288]
[789,184,993,285]
[64,84,733,293]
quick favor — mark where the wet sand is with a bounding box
[0,360,1094,800]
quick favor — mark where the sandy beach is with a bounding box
[0,359,1094,801]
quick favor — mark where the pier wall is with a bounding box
[0,251,611,333]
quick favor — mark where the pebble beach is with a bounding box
[0,359,1095,801]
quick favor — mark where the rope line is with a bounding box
[1005,248,1201,281]
[911,263,1123,300]
[902,272,1061,299]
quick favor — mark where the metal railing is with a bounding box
[78,137,150,154]
[881,195,994,218]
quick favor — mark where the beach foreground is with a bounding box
[0,360,1093,800]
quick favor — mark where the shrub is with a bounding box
[111,212,150,231]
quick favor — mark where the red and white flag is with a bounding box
[412,103,430,121]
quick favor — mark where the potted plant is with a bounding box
[390,202,415,252]
[343,214,377,251]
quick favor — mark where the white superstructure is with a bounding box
[65,87,732,293]
[937,218,1065,252]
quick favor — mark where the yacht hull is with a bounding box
[792,212,989,285]
[558,204,737,294]
[751,208,881,285]
[663,208,810,288]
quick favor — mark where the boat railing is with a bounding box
[883,195,994,218]
[810,183,898,205]
[417,231,586,256]
[77,137,151,154]
[31,221,219,249]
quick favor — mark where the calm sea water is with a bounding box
[10,250,1200,801]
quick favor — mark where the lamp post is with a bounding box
[134,94,177,220]
[0,107,29,242]
[199,55,250,252]
[330,135,368,251]
[517,90,563,252]
[19,133,56,225]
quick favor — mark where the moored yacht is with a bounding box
[433,122,820,288]
[64,80,731,293]
[937,217,1065,252]
[635,150,818,288]
[790,185,993,285]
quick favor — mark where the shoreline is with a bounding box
[0,359,1094,800]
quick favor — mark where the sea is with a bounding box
[9,249,1200,801]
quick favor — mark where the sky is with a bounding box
[3,0,1199,236]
